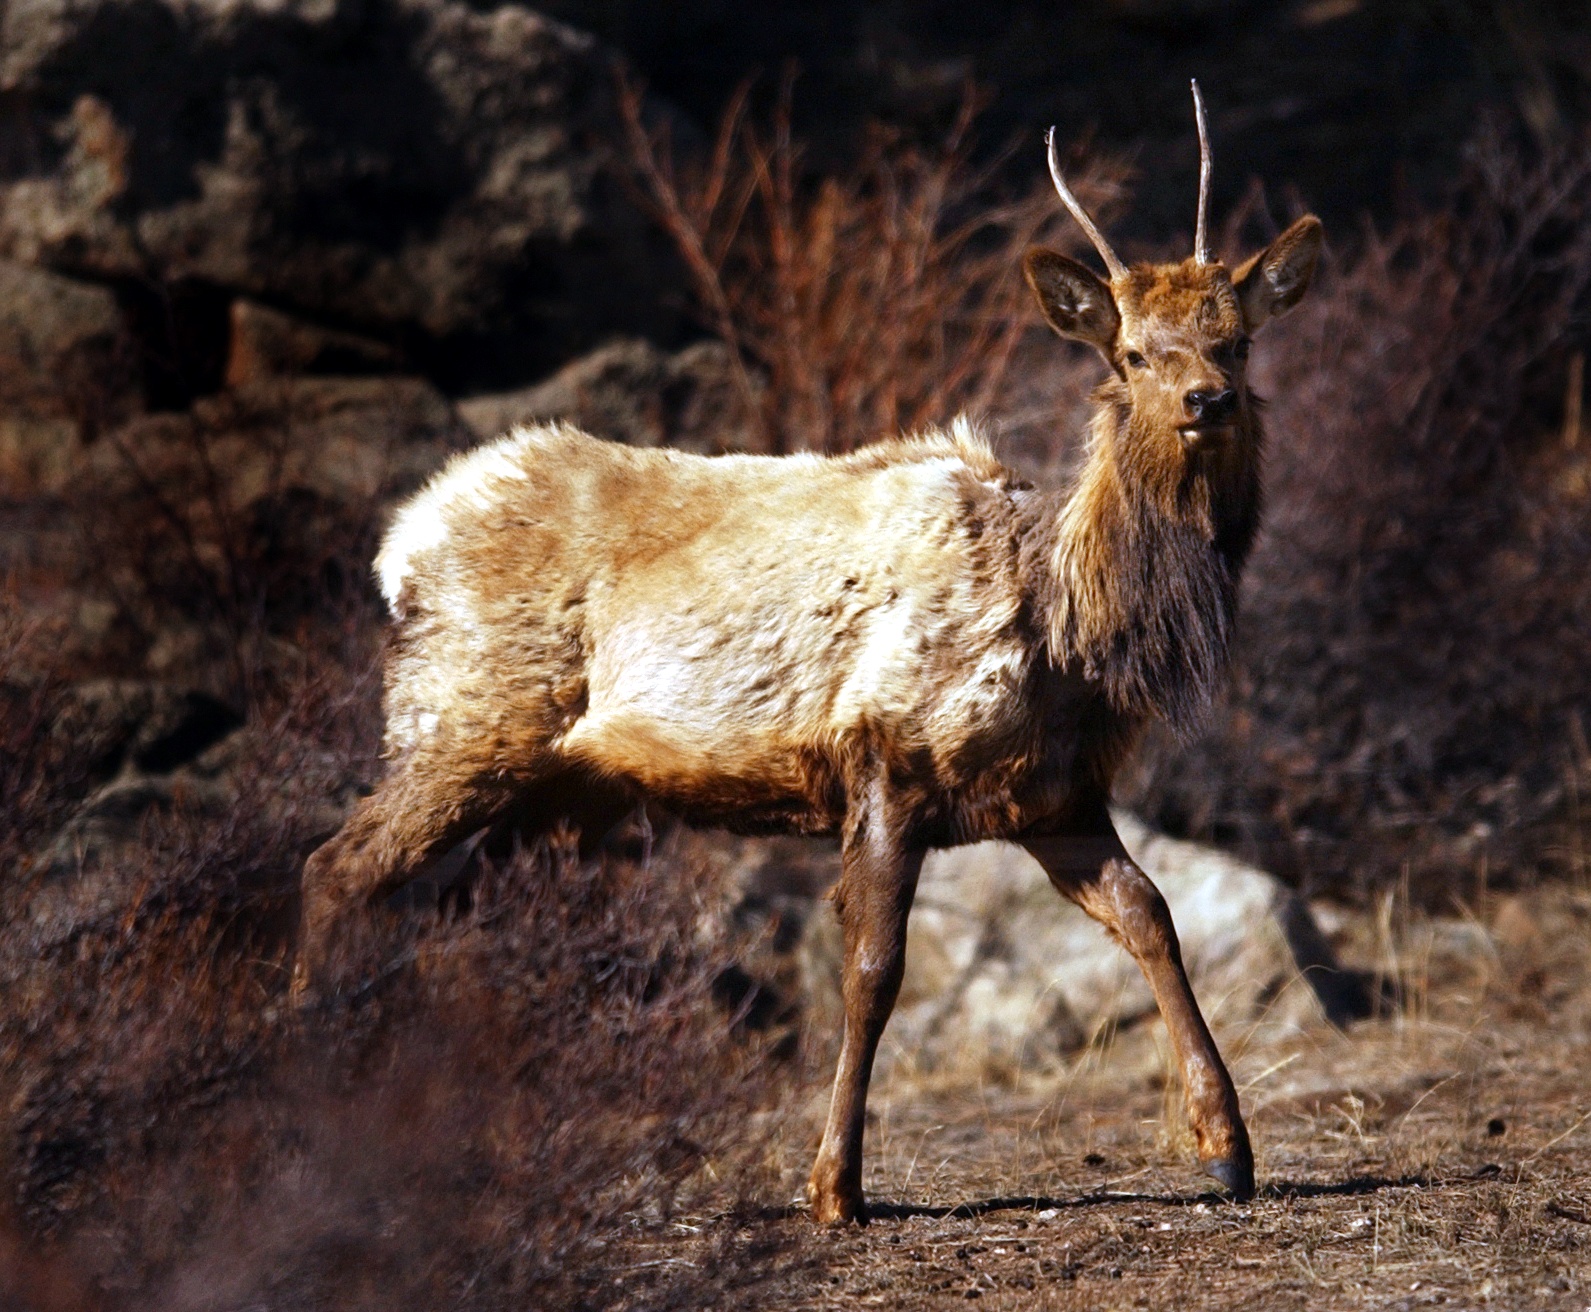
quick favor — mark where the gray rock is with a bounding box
[0,0,683,391]
[0,259,139,490]
[0,260,126,382]
[457,337,763,452]
[793,812,1364,1076]
[91,375,468,513]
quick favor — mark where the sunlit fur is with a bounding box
[365,247,1310,858]
[375,418,1060,844]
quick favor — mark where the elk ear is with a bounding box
[1233,215,1322,332]
[1024,248,1120,352]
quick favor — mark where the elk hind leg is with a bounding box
[293,747,521,1005]
[1023,825,1254,1200]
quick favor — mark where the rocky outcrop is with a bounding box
[224,300,402,387]
[0,0,684,393]
[457,337,762,451]
[0,258,139,492]
[78,373,465,517]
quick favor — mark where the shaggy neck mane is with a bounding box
[1040,377,1264,730]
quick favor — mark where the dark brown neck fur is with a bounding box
[1031,377,1265,730]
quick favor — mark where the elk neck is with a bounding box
[1021,375,1265,731]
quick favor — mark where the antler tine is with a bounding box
[1191,78,1213,265]
[1045,125,1127,283]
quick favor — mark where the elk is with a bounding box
[294,81,1322,1225]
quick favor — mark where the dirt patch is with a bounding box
[603,884,1591,1310]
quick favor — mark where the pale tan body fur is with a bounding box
[375,419,1076,841]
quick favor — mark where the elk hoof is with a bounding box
[807,1165,868,1226]
[1203,1156,1255,1202]
[809,1192,868,1226]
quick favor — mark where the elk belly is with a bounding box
[557,613,839,819]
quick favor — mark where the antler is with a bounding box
[1191,78,1213,266]
[1045,125,1127,283]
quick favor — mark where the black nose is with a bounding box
[1185,389,1238,424]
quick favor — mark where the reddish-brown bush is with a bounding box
[618,75,1124,455]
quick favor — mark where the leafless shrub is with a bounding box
[1125,125,1591,902]
[0,641,785,1308]
[0,602,89,868]
[61,380,462,702]
[618,74,1125,455]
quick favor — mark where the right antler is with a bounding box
[1045,126,1126,283]
[1191,79,1213,266]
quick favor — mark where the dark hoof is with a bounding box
[1203,1156,1255,1201]
[809,1188,869,1226]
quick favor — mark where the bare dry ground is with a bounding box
[605,883,1591,1311]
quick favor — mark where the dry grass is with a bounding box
[601,883,1591,1310]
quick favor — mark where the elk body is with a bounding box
[295,85,1322,1225]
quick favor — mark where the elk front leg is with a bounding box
[1023,822,1255,1200]
[808,780,926,1225]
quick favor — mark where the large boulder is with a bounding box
[85,375,467,513]
[0,0,684,392]
[742,813,1370,1077]
[873,814,1368,1074]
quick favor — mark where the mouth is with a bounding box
[1178,421,1235,444]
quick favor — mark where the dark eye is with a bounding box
[1125,349,1147,369]
[1214,337,1251,367]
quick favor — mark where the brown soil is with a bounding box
[605,885,1591,1310]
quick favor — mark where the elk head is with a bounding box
[1024,81,1322,464]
